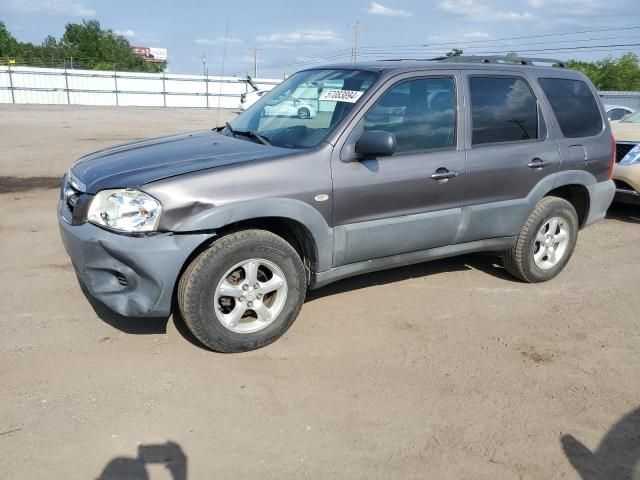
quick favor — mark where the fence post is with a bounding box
[8,63,15,104]
[64,61,71,105]
[205,72,209,108]
[162,71,167,107]
[114,64,119,106]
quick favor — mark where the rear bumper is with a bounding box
[613,163,640,205]
[614,188,640,206]
[584,180,616,227]
[59,216,214,317]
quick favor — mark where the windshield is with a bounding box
[621,110,640,123]
[228,69,379,148]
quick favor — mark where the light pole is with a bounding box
[348,20,365,62]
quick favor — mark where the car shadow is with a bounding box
[79,279,169,335]
[562,407,640,480]
[306,253,512,301]
[96,441,187,480]
[606,203,640,224]
[80,254,512,350]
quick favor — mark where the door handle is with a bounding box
[429,168,459,182]
[527,158,551,169]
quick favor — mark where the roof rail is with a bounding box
[438,55,566,68]
[378,55,566,68]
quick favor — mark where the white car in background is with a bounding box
[605,104,635,123]
[263,96,317,119]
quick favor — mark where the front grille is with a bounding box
[64,182,81,214]
[60,173,88,225]
[616,142,637,162]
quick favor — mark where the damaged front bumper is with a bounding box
[59,211,214,317]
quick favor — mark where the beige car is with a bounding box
[612,110,640,205]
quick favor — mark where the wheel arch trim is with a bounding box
[169,198,333,272]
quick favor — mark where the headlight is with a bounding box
[620,144,640,165]
[87,189,162,233]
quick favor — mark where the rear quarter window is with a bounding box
[538,78,603,138]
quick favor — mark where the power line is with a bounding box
[360,25,640,50]
[357,42,640,57]
[359,35,640,53]
[240,50,351,72]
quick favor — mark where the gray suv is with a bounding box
[59,57,615,352]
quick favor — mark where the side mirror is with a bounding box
[355,131,396,158]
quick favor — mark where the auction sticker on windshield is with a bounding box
[319,90,364,103]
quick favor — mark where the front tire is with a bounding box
[503,196,579,283]
[298,107,310,119]
[178,230,306,352]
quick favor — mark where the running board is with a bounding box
[310,237,516,289]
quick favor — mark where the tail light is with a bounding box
[608,135,615,180]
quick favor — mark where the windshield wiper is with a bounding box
[234,129,272,146]
[224,122,271,146]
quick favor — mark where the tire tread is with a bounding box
[177,230,305,352]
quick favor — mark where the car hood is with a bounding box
[71,130,292,193]
[612,123,640,142]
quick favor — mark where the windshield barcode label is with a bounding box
[319,90,364,103]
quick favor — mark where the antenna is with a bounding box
[348,20,365,62]
[215,20,230,127]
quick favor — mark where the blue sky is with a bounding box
[1,0,639,78]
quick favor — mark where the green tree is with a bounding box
[0,20,165,72]
[568,53,640,91]
[446,48,463,57]
[0,22,19,57]
[506,52,519,62]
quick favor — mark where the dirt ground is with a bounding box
[1,104,639,480]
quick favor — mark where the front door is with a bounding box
[331,73,467,266]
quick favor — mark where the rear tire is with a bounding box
[503,196,579,283]
[178,230,306,352]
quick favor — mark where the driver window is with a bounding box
[363,77,456,153]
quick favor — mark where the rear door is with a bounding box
[537,77,610,183]
[459,72,562,242]
[330,71,467,266]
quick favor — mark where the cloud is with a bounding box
[195,37,243,46]
[462,31,490,39]
[114,29,135,39]
[257,30,342,46]
[528,0,607,15]
[367,2,413,17]
[437,0,533,21]
[1,0,95,16]
[495,10,532,19]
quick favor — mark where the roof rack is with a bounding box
[379,55,566,68]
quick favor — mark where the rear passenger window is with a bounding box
[470,77,539,145]
[538,78,603,138]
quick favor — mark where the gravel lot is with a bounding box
[1,104,639,479]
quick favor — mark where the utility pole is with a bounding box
[348,20,365,62]
[202,54,207,77]
[251,46,258,78]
